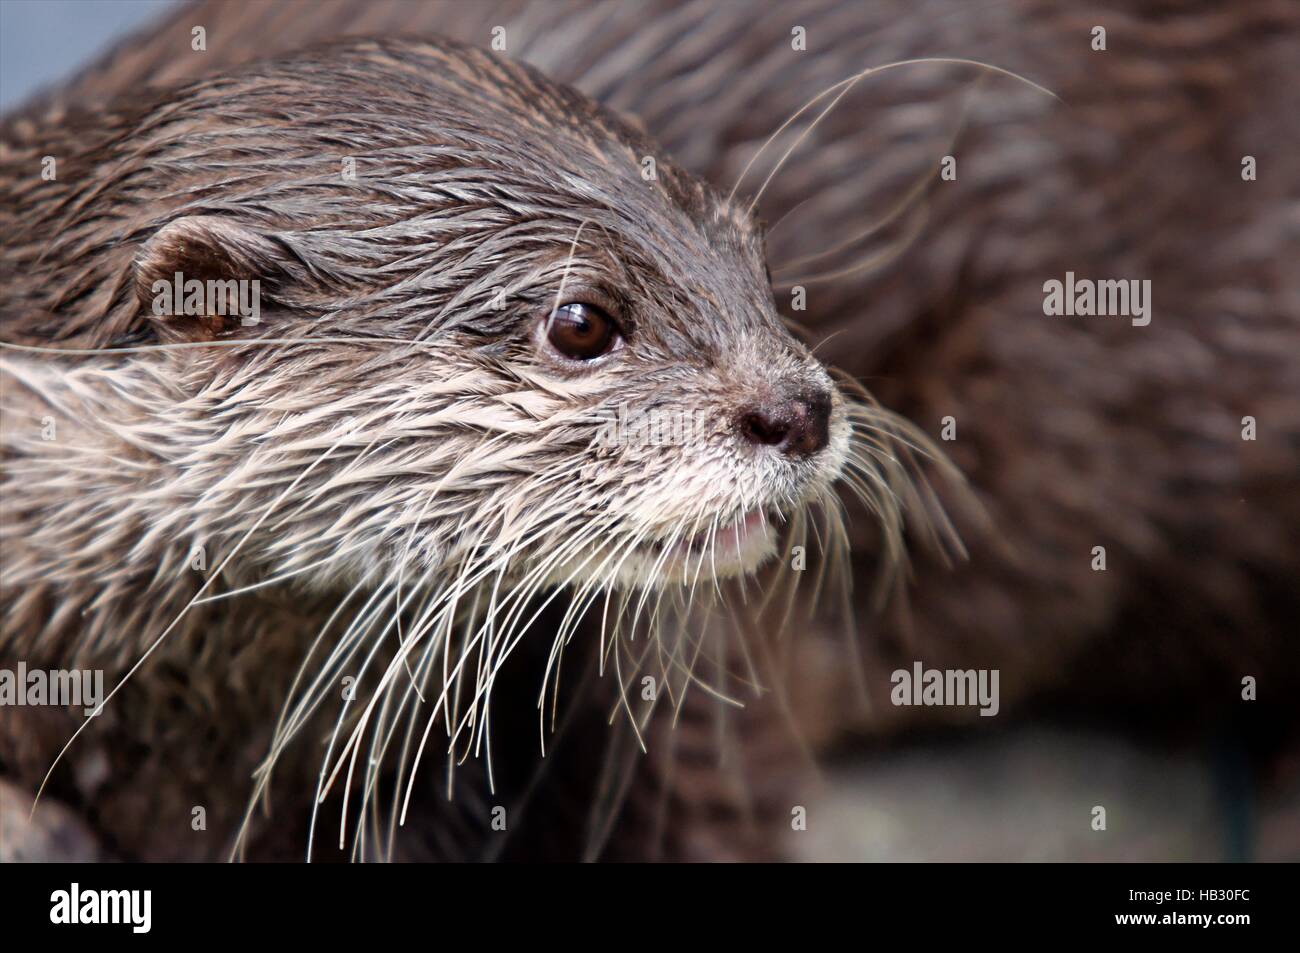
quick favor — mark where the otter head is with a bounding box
[41,37,852,597]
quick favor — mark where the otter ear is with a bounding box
[134,216,291,340]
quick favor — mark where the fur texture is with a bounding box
[3,0,1299,860]
[1,34,934,860]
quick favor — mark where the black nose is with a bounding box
[738,391,831,457]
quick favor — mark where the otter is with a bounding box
[6,0,1300,861]
[22,0,1300,721]
[0,35,935,861]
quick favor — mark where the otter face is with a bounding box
[530,281,849,587]
[56,38,860,597]
[500,137,851,589]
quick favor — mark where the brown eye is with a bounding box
[545,302,619,360]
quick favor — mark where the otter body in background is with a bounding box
[3,1,1299,861]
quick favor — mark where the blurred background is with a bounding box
[0,0,175,109]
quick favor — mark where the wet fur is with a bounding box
[0,34,938,860]
[31,0,1299,722]
[4,0,1300,859]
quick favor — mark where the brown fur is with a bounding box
[4,0,1299,860]
[33,0,1300,720]
[1,31,877,861]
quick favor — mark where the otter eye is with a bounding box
[544,302,619,360]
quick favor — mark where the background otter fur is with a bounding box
[4,0,1300,860]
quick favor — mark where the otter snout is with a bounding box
[737,389,832,458]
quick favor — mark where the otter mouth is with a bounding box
[649,508,772,557]
[629,507,782,584]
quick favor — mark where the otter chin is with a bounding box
[641,509,784,582]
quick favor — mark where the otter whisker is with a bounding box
[194,536,373,606]
[667,611,746,728]
[773,74,987,276]
[744,69,869,217]
[480,643,605,863]
[635,605,750,720]
[358,576,453,860]
[0,336,441,357]
[609,618,650,753]
[730,56,1061,207]
[392,490,442,701]
[462,515,612,753]
[230,575,369,861]
[267,580,400,780]
[318,582,418,852]
[353,576,449,859]
[32,422,358,820]
[311,538,470,857]
[775,202,930,288]
[581,712,642,863]
[461,514,615,758]
[395,509,616,814]
[540,570,609,744]
[538,520,657,741]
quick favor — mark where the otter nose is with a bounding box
[738,391,831,458]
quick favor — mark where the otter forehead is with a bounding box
[222,37,757,236]
[3,33,786,366]
[337,38,779,348]
[215,40,781,355]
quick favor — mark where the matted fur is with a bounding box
[5,0,1298,860]
[0,35,947,860]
